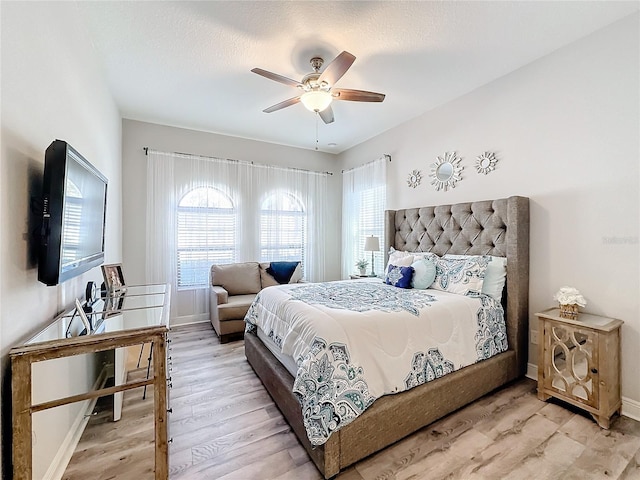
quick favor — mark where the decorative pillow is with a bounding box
[444,254,507,301]
[384,265,414,289]
[432,256,490,295]
[266,261,301,284]
[289,262,303,283]
[411,257,437,289]
[385,247,415,274]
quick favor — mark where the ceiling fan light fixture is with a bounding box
[300,90,332,112]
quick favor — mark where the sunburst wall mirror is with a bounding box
[429,151,463,191]
[407,169,422,188]
[475,151,498,175]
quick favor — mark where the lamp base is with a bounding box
[370,251,376,277]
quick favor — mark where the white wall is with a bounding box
[0,2,122,478]
[121,119,342,325]
[339,14,640,412]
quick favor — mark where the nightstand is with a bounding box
[536,307,623,428]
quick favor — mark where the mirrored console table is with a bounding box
[10,283,171,480]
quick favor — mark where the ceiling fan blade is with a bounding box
[332,88,385,102]
[251,68,301,88]
[318,106,334,124]
[263,96,301,113]
[318,51,356,86]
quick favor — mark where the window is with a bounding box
[356,185,385,272]
[177,187,236,289]
[260,191,306,269]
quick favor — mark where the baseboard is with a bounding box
[526,362,640,422]
[621,396,640,422]
[43,366,109,480]
[171,313,209,326]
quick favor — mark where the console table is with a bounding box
[10,283,171,480]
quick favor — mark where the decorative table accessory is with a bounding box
[355,259,369,276]
[553,286,586,319]
[364,236,380,276]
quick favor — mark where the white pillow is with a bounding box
[432,256,490,296]
[386,248,416,273]
[411,257,437,289]
[444,254,506,301]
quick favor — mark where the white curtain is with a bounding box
[146,150,329,320]
[342,156,388,278]
[251,164,327,282]
[146,151,177,317]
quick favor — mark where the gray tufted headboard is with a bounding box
[384,196,530,376]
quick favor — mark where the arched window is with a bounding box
[260,191,306,269]
[177,187,236,288]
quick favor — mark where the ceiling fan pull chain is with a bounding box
[315,112,319,151]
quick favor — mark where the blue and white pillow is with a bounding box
[411,257,437,289]
[443,254,507,301]
[432,256,490,295]
[384,265,414,289]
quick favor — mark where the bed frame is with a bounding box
[245,196,529,478]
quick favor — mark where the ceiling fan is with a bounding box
[251,51,385,124]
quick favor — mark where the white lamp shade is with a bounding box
[364,236,380,252]
[300,90,332,112]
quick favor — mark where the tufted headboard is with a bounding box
[384,196,530,376]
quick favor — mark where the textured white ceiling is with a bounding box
[76,1,638,153]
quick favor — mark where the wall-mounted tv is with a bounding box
[38,140,108,286]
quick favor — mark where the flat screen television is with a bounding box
[38,140,108,286]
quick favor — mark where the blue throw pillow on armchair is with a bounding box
[384,265,414,289]
[267,261,300,284]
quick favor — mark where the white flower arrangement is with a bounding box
[553,286,587,307]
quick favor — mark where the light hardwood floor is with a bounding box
[65,322,640,479]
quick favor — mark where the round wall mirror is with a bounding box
[436,163,454,181]
[429,152,463,191]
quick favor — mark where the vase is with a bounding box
[359,268,367,276]
[559,303,579,320]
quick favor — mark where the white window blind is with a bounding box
[61,181,82,265]
[357,184,386,272]
[177,187,236,288]
[260,191,306,270]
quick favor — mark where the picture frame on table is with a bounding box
[101,263,126,293]
[104,291,126,317]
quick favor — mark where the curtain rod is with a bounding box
[143,147,333,176]
[341,154,391,174]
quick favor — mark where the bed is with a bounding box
[244,196,529,478]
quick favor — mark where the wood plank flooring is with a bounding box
[65,322,640,479]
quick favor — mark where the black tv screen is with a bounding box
[38,140,108,286]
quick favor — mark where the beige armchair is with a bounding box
[210,261,302,343]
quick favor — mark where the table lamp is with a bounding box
[364,235,380,276]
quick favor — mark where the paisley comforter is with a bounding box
[244,280,507,446]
